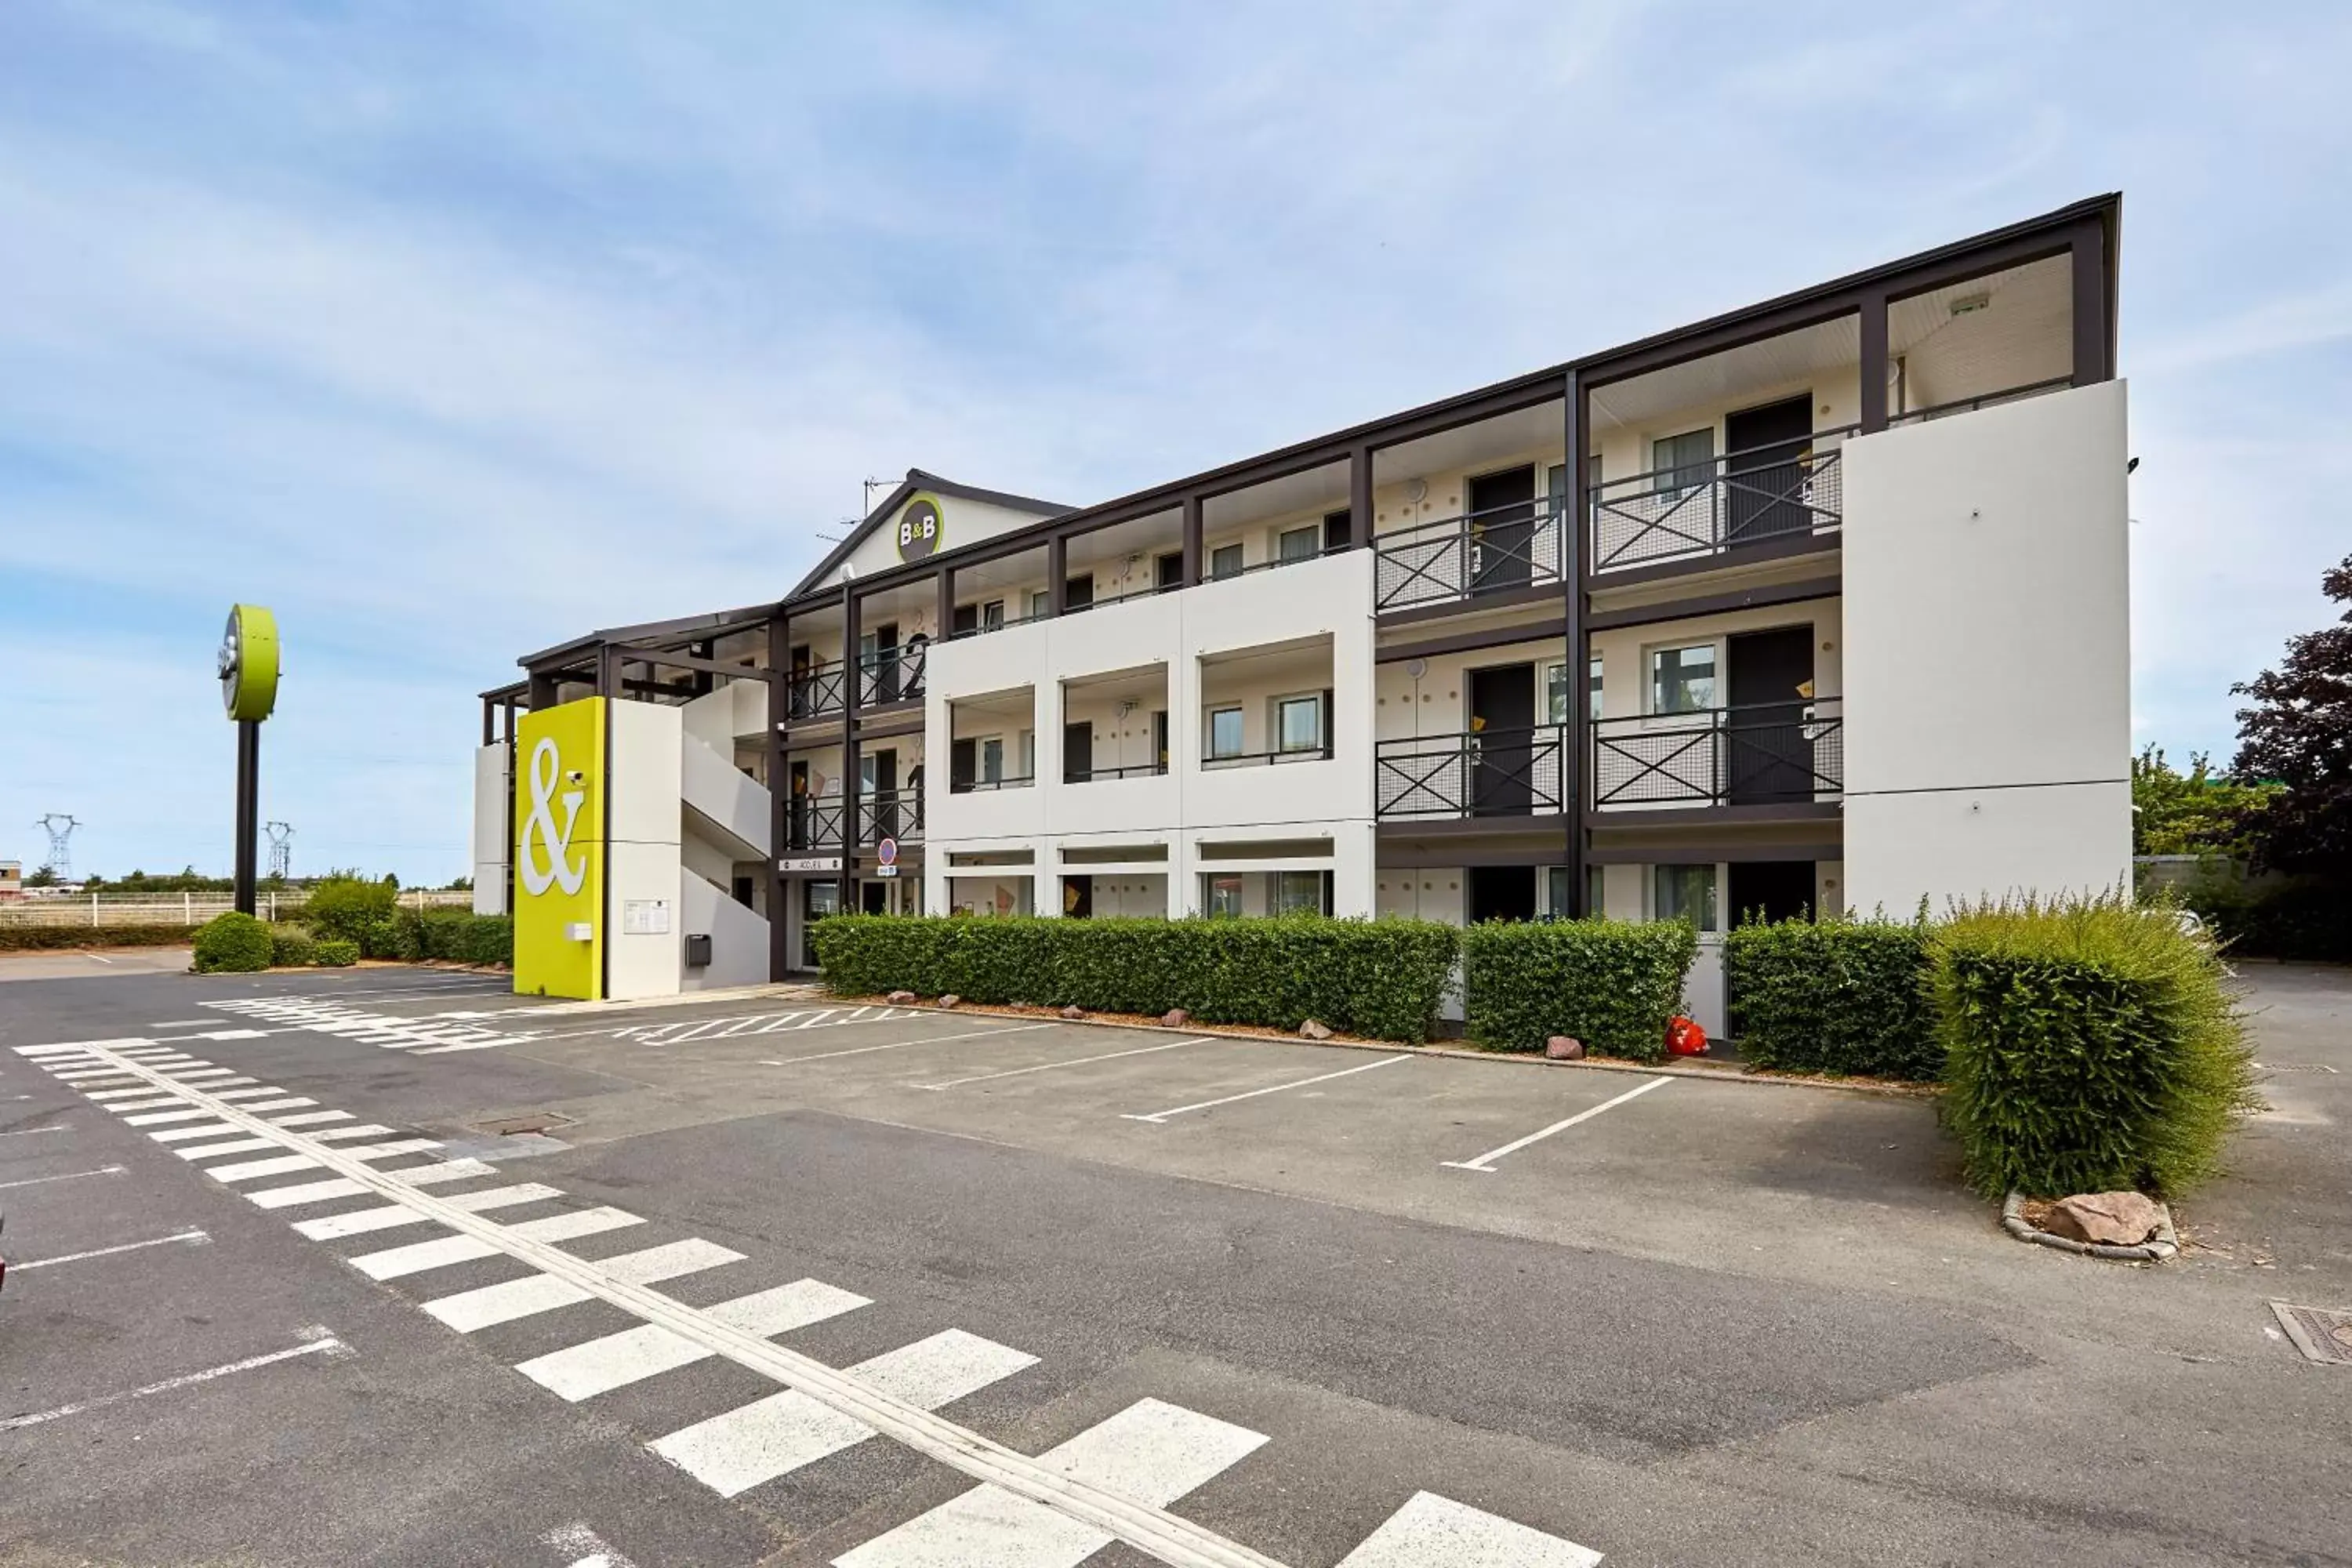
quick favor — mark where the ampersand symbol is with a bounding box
[517,735,587,897]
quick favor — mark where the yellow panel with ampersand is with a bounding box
[513,697,605,999]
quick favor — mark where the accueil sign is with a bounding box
[514,697,606,1000]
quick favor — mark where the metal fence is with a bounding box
[0,888,473,928]
[1590,701,1844,808]
[1374,727,1570,819]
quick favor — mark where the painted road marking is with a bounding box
[295,1181,564,1240]
[0,1329,347,1433]
[1440,1076,1673,1174]
[517,1278,871,1401]
[543,1523,640,1568]
[243,1160,499,1210]
[307,1124,403,1143]
[266,1110,358,1128]
[0,1124,69,1139]
[122,1108,226,1127]
[97,1094,198,1110]
[913,1036,1210,1091]
[350,1207,648,1281]
[650,1329,1038,1498]
[205,1152,328,1182]
[837,1396,1268,1568]
[424,1240,746,1333]
[147,1121,245,1143]
[15,1229,210,1272]
[176,1136,289,1160]
[0,1165,124,1192]
[1122,1054,1414,1124]
[50,1044,1297,1568]
[757,1022,1054,1068]
[1333,1490,1602,1567]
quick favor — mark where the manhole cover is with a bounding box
[2269,1301,2352,1365]
[474,1111,575,1137]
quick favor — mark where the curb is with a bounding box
[2002,1192,2179,1261]
[833,996,1935,1098]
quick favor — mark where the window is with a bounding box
[1590,654,1603,720]
[982,599,1007,631]
[1207,875,1243,916]
[1277,525,1319,564]
[1019,730,1035,779]
[1547,656,1600,725]
[1207,706,1244,759]
[1276,694,1323,755]
[1544,866,1607,919]
[1650,644,1716,714]
[1210,543,1245,579]
[980,738,1004,785]
[1654,863,1717,930]
[1275,870,1327,915]
[1653,428,1715,500]
[1028,590,1051,621]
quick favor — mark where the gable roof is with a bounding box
[785,468,1073,600]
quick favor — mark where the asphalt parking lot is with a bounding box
[2,959,2347,1566]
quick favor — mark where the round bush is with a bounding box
[268,925,318,967]
[192,912,273,974]
[313,938,360,967]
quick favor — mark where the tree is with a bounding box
[2233,552,2352,880]
[2131,746,2277,857]
[26,865,57,887]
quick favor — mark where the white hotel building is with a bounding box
[473,195,2132,1026]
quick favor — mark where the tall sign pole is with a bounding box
[216,605,281,916]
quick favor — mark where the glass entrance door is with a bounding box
[800,879,839,970]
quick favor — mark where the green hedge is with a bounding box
[1933,895,2259,1199]
[1725,916,1940,1080]
[0,923,196,952]
[193,912,273,973]
[812,914,1458,1044]
[358,909,512,966]
[2183,875,2351,962]
[314,938,359,967]
[300,876,399,942]
[1459,918,1698,1062]
[268,925,318,967]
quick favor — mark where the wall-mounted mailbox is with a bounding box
[683,933,713,967]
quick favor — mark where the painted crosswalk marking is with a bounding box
[295,1182,564,1240]
[837,1397,1267,1568]
[650,1329,1039,1498]
[1333,1491,1603,1567]
[424,1239,745,1332]
[197,996,547,1054]
[349,1207,647,1281]
[517,1279,870,1401]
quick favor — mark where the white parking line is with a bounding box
[915,1036,1210,1091]
[0,1165,124,1192]
[0,1124,69,1139]
[0,1328,346,1432]
[1441,1076,1673,1173]
[16,1229,211,1272]
[1122,1054,1414,1123]
[757,1022,1054,1067]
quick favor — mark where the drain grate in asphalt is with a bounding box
[473,1111,575,1137]
[2269,1301,2352,1365]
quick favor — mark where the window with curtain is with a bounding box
[1278,525,1319,564]
[1210,543,1245,579]
[1654,863,1717,930]
[1276,695,1323,754]
[1207,875,1243,916]
[1208,706,1244,759]
[1275,870,1327,915]
[1653,428,1715,500]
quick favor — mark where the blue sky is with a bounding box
[4,2,2346,883]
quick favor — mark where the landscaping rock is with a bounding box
[1060,1004,1086,1020]
[2044,1191,2165,1247]
[1160,1009,1191,1028]
[1298,1018,1334,1041]
[886,990,916,1005]
[938,993,961,1008]
[1545,1035,1585,1060]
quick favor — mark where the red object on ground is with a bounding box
[1664,1015,1708,1057]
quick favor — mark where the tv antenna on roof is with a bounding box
[35,814,79,881]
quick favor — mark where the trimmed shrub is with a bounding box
[268,925,318,967]
[192,912,273,974]
[813,914,1459,1044]
[0,922,196,952]
[314,938,360,967]
[1460,918,1698,1062]
[301,876,399,942]
[1933,893,2260,1199]
[1725,916,1940,1080]
[352,909,510,966]
[359,913,419,961]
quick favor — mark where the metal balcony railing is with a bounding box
[1591,426,1853,575]
[949,772,1036,794]
[1373,495,1567,611]
[1200,745,1335,771]
[782,796,844,851]
[857,641,927,707]
[856,789,924,844]
[1065,761,1168,783]
[786,662,847,721]
[1374,726,1570,819]
[1590,700,1843,809]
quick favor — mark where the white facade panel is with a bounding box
[606,699,684,1001]
[1844,782,2131,916]
[470,743,510,916]
[679,867,770,992]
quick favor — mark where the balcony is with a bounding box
[856,641,927,707]
[786,661,848,721]
[856,789,924,844]
[782,794,845,852]
[1591,427,1853,576]
[1590,699,1843,810]
[1373,493,1567,612]
[1374,726,1570,820]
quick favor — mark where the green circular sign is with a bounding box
[218,604,281,722]
[896,494,944,562]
